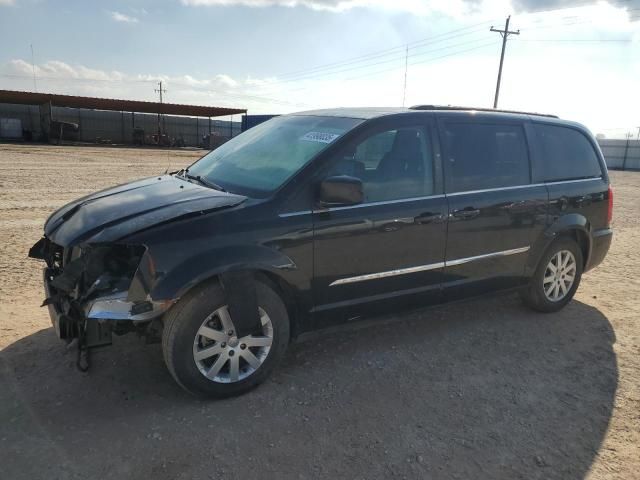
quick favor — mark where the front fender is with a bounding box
[143,244,305,302]
[525,214,592,276]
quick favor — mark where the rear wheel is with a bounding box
[162,279,289,398]
[520,237,583,313]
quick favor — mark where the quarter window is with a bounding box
[533,124,602,182]
[442,123,530,193]
[326,126,434,203]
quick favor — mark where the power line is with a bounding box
[253,14,632,97]
[515,38,631,42]
[269,14,633,87]
[272,20,498,81]
[274,28,495,82]
[251,35,496,92]
[4,23,623,102]
[490,16,520,109]
[252,40,498,99]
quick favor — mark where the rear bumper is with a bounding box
[586,228,613,272]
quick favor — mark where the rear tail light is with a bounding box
[607,185,613,226]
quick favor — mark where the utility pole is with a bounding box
[154,81,167,138]
[622,131,633,171]
[490,16,519,108]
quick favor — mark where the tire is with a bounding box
[520,236,584,313]
[162,279,290,398]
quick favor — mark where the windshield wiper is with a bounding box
[182,172,227,192]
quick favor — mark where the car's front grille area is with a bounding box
[44,238,65,270]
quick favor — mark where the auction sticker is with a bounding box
[301,132,341,143]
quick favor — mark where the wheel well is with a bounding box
[175,270,300,330]
[557,229,589,267]
[254,271,300,339]
[167,271,300,339]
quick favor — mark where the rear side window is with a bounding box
[442,122,530,193]
[533,124,602,182]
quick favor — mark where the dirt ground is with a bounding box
[0,143,638,480]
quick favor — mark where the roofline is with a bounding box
[409,104,558,119]
[0,89,247,118]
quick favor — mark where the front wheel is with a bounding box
[520,237,584,313]
[162,279,290,398]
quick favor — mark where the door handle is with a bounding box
[574,195,588,207]
[553,197,569,210]
[450,207,481,220]
[415,212,445,224]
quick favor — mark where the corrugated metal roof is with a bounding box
[0,89,246,117]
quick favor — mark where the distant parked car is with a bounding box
[30,106,613,398]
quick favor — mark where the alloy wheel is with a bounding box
[192,306,273,383]
[543,249,577,302]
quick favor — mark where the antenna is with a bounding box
[402,44,409,107]
[30,44,38,92]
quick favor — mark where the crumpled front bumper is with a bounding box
[43,267,70,340]
[83,291,172,322]
[43,265,172,347]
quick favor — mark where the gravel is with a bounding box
[0,144,638,479]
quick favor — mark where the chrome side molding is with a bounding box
[445,246,531,267]
[329,246,530,286]
[329,262,446,286]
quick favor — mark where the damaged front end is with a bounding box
[29,237,171,370]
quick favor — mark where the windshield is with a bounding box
[186,115,363,197]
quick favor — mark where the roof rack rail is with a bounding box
[409,104,558,118]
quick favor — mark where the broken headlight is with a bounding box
[50,243,147,299]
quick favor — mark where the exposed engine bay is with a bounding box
[29,237,168,370]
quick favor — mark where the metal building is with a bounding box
[598,138,640,171]
[0,89,246,147]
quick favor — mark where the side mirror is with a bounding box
[319,175,363,207]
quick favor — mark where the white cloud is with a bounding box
[0,0,15,5]
[110,11,139,23]
[181,0,477,15]
[0,59,292,110]
[244,75,278,87]
[180,0,640,19]
[214,74,239,88]
[7,59,127,83]
[2,3,639,136]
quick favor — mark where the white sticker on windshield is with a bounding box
[301,132,341,144]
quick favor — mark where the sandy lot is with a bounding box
[0,143,638,480]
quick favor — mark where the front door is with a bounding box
[438,117,548,299]
[311,116,448,327]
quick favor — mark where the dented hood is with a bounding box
[44,175,246,246]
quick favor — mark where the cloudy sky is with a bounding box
[0,0,638,136]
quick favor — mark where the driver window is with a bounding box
[327,125,434,203]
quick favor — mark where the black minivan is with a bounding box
[30,106,613,397]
